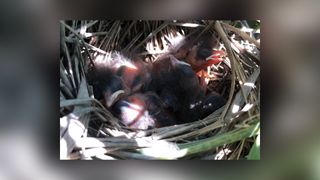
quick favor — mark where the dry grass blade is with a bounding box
[226,68,260,121]
[61,21,93,63]
[152,106,225,139]
[214,21,237,123]
[132,21,170,52]
[124,32,143,51]
[60,73,92,159]
[60,98,99,108]
[165,119,224,142]
[67,20,99,39]
[221,22,260,49]
[119,20,137,45]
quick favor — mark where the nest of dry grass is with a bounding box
[60,20,260,160]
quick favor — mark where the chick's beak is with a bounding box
[205,50,226,65]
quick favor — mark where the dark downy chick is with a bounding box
[148,55,206,123]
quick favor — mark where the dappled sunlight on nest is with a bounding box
[60,20,260,160]
[214,148,232,160]
[145,31,186,61]
[94,52,137,70]
[138,139,188,159]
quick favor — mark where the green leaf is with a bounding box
[247,132,260,160]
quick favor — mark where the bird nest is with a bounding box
[60,20,260,160]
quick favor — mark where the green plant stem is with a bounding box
[178,122,259,157]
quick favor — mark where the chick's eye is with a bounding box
[197,48,212,59]
[185,51,190,57]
